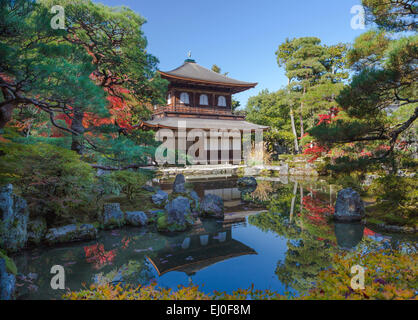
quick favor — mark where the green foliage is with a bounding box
[246,89,295,153]
[308,5,417,171]
[107,171,149,200]
[156,211,194,233]
[259,37,349,153]
[0,250,18,275]
[0,0,108,122]
[347,30,390,71]
[367,175,418,226]
[1,0,166,173]
[362,0,417,32]
[329,173,365,194]
[0,142,98,226]
[40,0,168,105]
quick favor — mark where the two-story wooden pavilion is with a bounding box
[141,58,268,164]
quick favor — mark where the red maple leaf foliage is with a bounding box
[302,107,340,162]
[363,227,377,237]
[84,243,116,270]
[303,143,328,162]
[48,84,136,138]
[302,192,334,225]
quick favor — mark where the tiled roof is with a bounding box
[160,61,257,87]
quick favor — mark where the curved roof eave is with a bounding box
[159,71,257,89]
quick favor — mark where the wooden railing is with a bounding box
[154,105,235,116]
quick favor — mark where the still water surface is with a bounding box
[13,175,417,300]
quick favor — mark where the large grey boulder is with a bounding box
[165,196,192,225]
[172,174,187,193]
[158,196,194,232]
[152,190,169,206]
[27,217,47,245]
[334,188,365,222]
[102,203,125,229]
[0,184,29,252]
[44,224,97,245]
[200,194,224,219]
[0,258,15,300]
[125,211,148,227]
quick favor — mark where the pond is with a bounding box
[12,175,417,300]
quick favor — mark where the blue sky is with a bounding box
[98,0,366,107]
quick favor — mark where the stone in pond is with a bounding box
[44,224,97,245]
[172,174,186,193]
[159,197,194,232]
[125,211,148,227]
[102,203,125,229]
[334,188,365,222]
[152,190,169,206]
[200,194,224,219]
[0,184,29,252]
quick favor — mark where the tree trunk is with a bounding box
[0,88,16,130]
[290,107,299,154]
[287,79,299,154]
[0,103,15,130]
[289,181,298,223]
[70,108,85,154]
[300,85,306,139]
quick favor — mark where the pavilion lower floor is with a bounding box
[141,116,269,165]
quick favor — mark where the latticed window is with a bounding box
[199,94,209,105]
[180,92,189,104]
[218,95,226,107]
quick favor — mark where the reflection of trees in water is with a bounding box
[95,258,155,287]
[248,181,337,293]
[275,236,334,292]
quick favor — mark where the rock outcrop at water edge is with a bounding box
[0,184,29,253]
[199,194,224,219]
[44,224,97,245]
[102,203,126,229]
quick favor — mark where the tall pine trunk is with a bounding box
[287,79,299,154]
[300,85,306,139]
[0,89,16,129]
[290,107,299,154]
[71,108,85,154]
[0,103,14,130]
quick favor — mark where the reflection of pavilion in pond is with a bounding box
[147,223,257,276]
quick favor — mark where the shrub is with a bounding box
[0,250,18,275]
[367,175,417,226]
[330,172,365,194]
[107,170,149,200]
[0,142,98,226]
